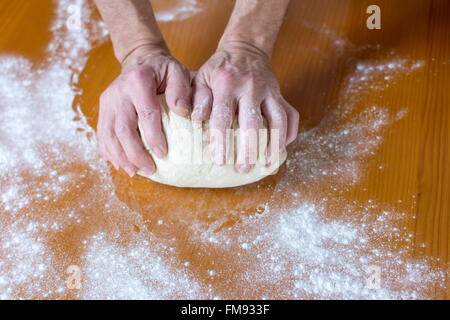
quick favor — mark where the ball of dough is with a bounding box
[137,95,286,188]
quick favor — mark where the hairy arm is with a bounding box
[94,0,191,177]
[94,0,167,62]
[219,0,290,58]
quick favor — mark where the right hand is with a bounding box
[97,45,192,177]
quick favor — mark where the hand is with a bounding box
[191,43,299,173]
[97,45,192,177]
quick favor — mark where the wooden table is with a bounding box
[0,0,448,299]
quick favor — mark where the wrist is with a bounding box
[218,0,289,60]
[112,28,169,63]
[217,38,271,62]
[120,42,170,71]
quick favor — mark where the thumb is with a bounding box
[164,62,192,117]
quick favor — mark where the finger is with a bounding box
[129,72,167,158]
[96,127,110,163]
[104,135,138,177]
[114,102,156,176]
[98,140,118,170]
[283,101,300,145]
[97,111,138,176]
[165,63,192,117]
[209,93,236,165]
[97,96,125,171]
[261,97,288,166]
[191,75,213,121]
[235,97,263,173]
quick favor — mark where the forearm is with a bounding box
[218,0,290,58]
[94,0,168,63]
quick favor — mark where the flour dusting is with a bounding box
[0,0,204,300]
[153,0,204,22]
[0,0,446,300]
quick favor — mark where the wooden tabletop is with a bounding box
[0,0,448,299]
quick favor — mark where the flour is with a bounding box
[0,0,205,299]
[153,0,204,22]
[0,0,446,300]
[190,203,445,299]
[81,233,206,299]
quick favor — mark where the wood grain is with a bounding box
[0,0,448,299]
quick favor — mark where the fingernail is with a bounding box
[264,156,271,168]
[141,167,155,176]
[265,156,272,167]
[236,164,251,174]
[124,166,136,177]
[264,150,271,167]
[176,98,190,113]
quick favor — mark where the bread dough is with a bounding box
[137,95,286,188]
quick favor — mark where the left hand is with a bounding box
[191,43,299,173]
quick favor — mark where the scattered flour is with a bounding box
[0,0,206,300]
[81,233,206,299]
[153,0,204,22]
[0,0,446,300]
[189,203,445,299]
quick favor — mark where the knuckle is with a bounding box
[170,62,189,79]
[271,107,288,126]
[244,107,262,125]
[139,108,159,121]
[212,108,233,128]
[115,121,131,138]
[193,92,210,109]
[216,68,237,85]
[245,74,266,89]
[128,66,152,83]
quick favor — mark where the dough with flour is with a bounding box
[137,95,286,188]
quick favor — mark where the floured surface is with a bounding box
[152,0,204,22]
[0,0,448,300]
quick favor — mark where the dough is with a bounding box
[137,95,286,188]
